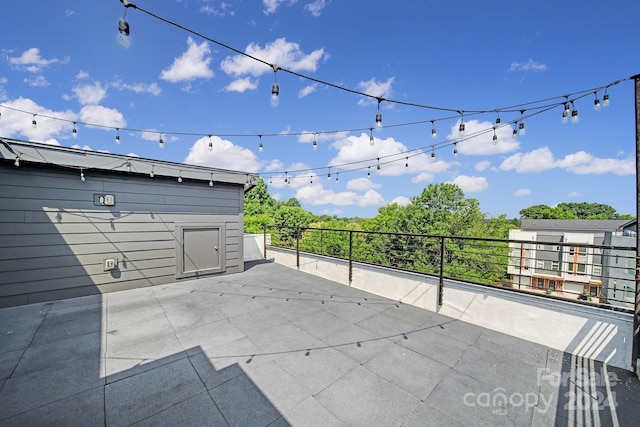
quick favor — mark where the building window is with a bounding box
[592,265,602,276]
[549,280,557,290]
[553,246,560,252]
[551,261,559,271]
[589,286,598,297]
[536,260,544,269]
[567,262,586,276]
[536,278,545,289]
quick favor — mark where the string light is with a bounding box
[312,132,317,151]
[457,110,465,137]
[367,167,371,178]
[14,156,20,167]
[310,176,313,184]
[512,123,518,139]
[495,110,501,125]
[431,120,437,139]
[269,176,272,185]
[31,114,37,128]
[431,145,435,161]
[376,158,381,171]
[80,168,85,182]
[571,101,579,123]
[593,92,601,110]
[285,172,288,184]
[117,0,134,49]
[518,110,526,135]
[115,128,120,144]
[177,170,182,183]
[603,88,610,106]
[209,173,214,187]
[258,135,263,152]
[159,132,164,148]
[149,165,155,178]
[335,172,339,182]
[375,98,383,129]
[405,157,408,168]
[327,168,331,180]
[208,135,213,152]
[369,128,374,146]
[72,122,78,138]
[453,142,458,157]
[562,97,570,124]
[271,64,280,107]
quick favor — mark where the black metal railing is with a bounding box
[263,225,635,312]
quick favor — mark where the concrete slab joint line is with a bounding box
[0,261,638,426]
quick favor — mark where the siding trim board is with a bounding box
[0,138,252,307]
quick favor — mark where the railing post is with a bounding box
[349,230,353,285]
[296,227,300,269]
[263,225,267,259]
[438,236,445,306]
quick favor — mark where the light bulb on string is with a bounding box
[72,123,78,138]
[593,92,601,110]
[258,135,263,153]
[208,135,213,152]
[512,123,518,139]
[80,169,85,182]
[375,98,383,130]
[178,171,182,183]
[562,97,570,124]
[571,101,579,123]
[431,145,435,161]
[457,111,465,138]
[117,0,135,49]
[312,132,317,151]
[453,143,458,157]
[309,176,313,184]
[492,127,498,144]
[270,64,280,107]
[269,177,272,185]
[369,128,375,146]
[209,173,214,187]
[159,133,164,148]
[150,165,155,178]
[518,110,526,136]
[367,167,371,178]
[285,172,288,184]
[327,168,331,180]
[14,157,20,167]
[405,157,409,168]
[32,114,37,128]
[376,158,381,172]
[115,128,120,144]
[335,172,339,183]
[495,110,501,126]
[603,89,610,107]
[431,120,437,139]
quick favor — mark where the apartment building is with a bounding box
[507,219,635,307]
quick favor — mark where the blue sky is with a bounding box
[1,0,639,219]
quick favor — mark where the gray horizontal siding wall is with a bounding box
[0,164,245,307]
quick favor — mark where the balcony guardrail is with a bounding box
[263,225,635,312]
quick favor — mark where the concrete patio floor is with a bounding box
[1,260,638,426]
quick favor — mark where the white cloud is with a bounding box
[0,76,7,84]
[508,59,548,73]
[329,132,452,178]
[79,105,126,129]
[450,175,488,193]
[305,0,328,16]
[295,185,384,207]
[264,159,284,172]
[319,209,344,216]
[500,147,634,176]
[24,76,49,87]
[65,9,77,17]
[475,160,491,172]
[389,196,411,207]
[184,135,261,173]
[356,77,394,106]
[111,80,161,96]
[568,191,582,198]
[347,177,380,191]
[8,48,69,73]
[298,84,317,98]
[75,71,89,80]
[411,172,435,184]
[263,0,297,14]
[221,38,327,79]
[514,188,531,196]
[448,120,519,155]
[160,37,214,83]
[223,77,258,93]
[200,2,233,16]
[0,98,76,141]
[71,82,107,105]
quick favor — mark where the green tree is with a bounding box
[244,178,275,217]
[519,204,578,219]
[272,205,315,246]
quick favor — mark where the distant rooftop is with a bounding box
[520,219,629,232]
